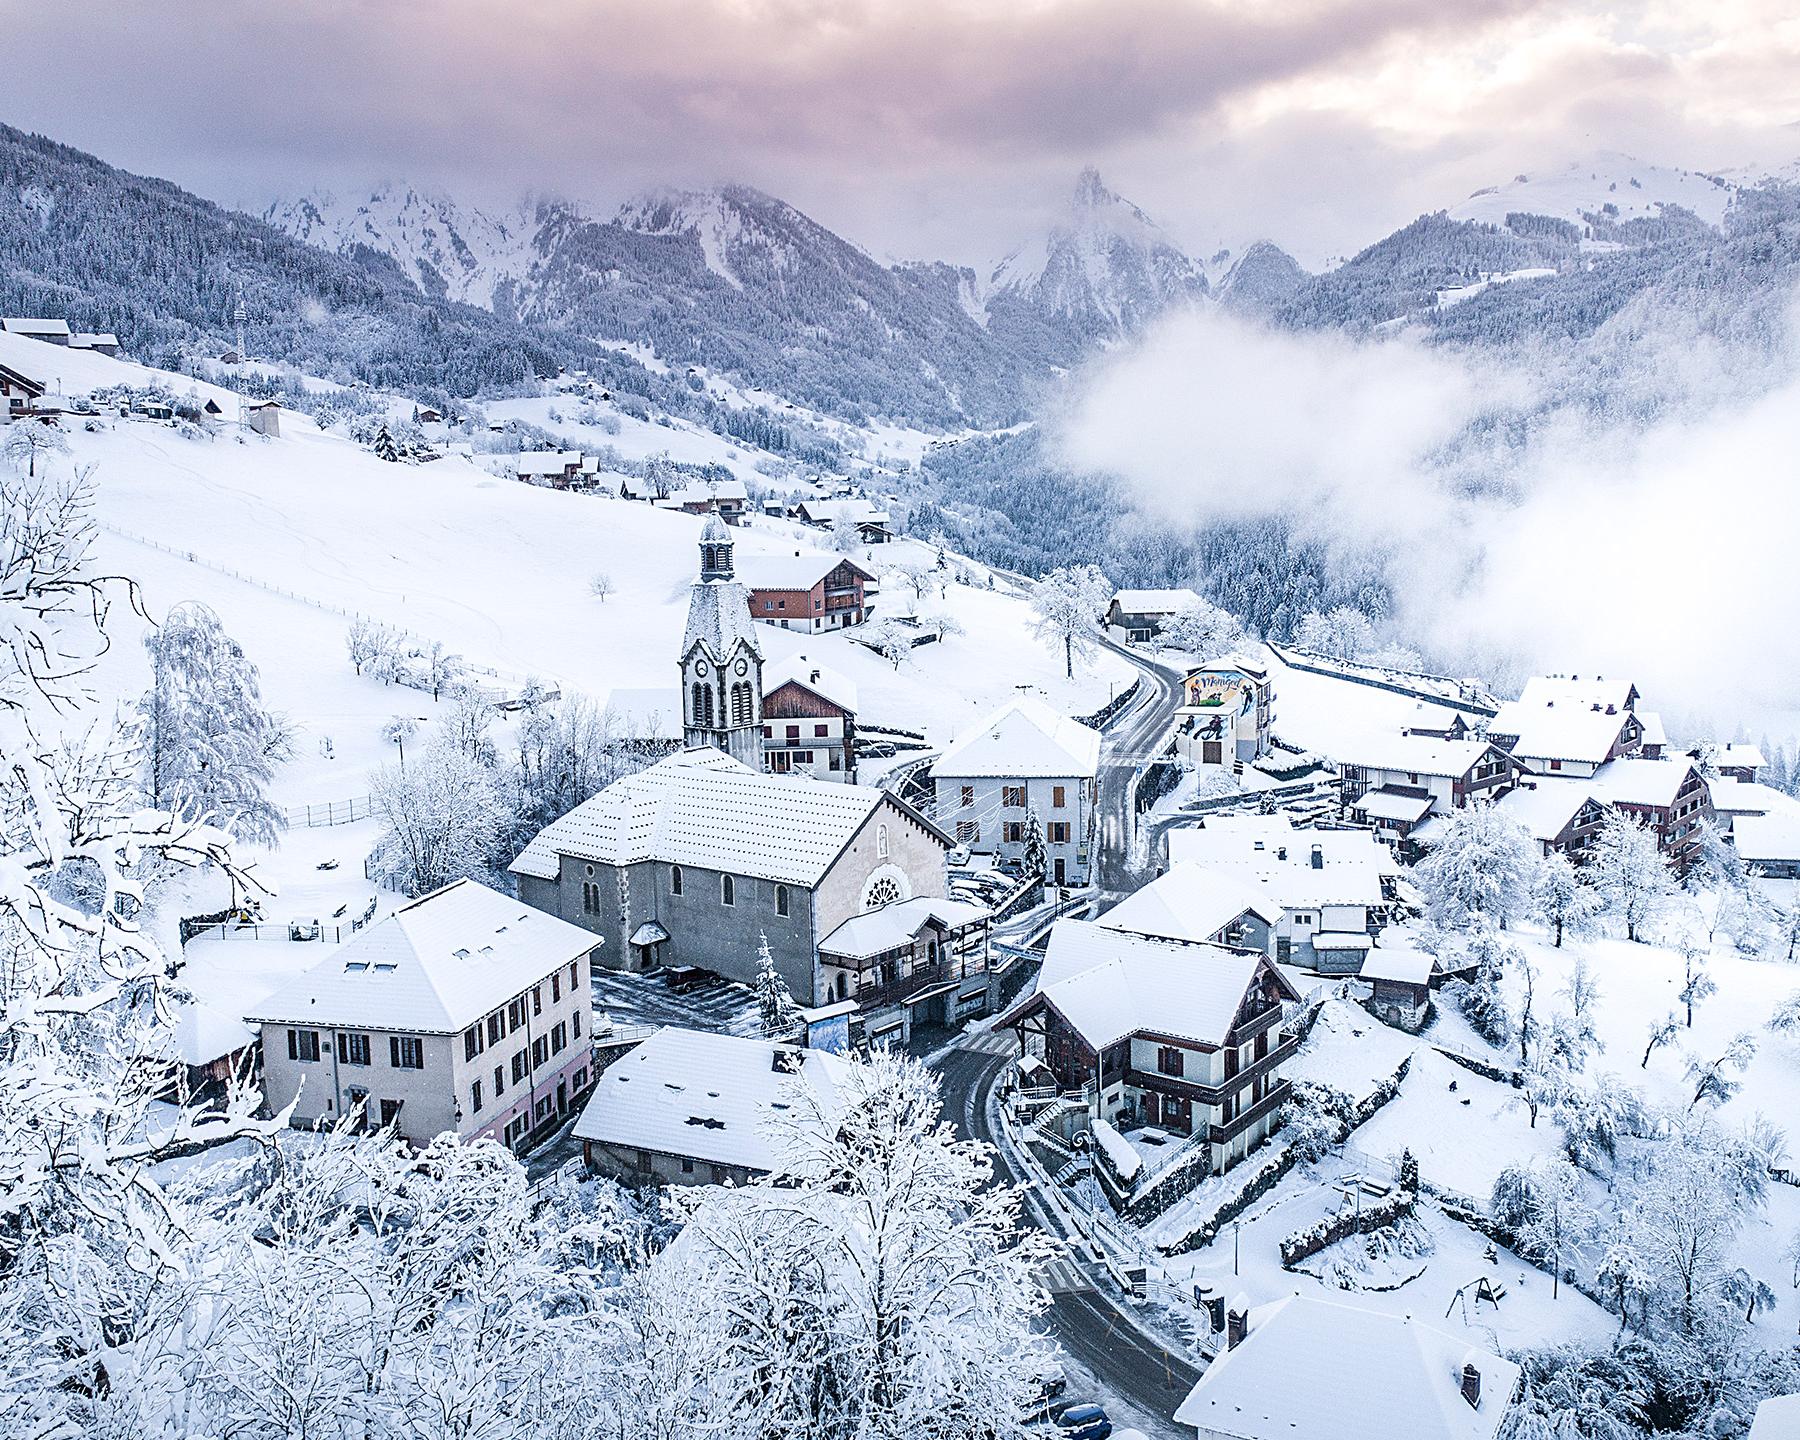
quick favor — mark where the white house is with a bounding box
[1166,815,1395,972]
[574,1026,846,1187]
[933,699,1102,887]
[762,654,859,781]
[1176,655,1275,773]
[247,879,600,1154]
[1488,691,1642,777]
[1332,733,1519,828]
[1095,863,1278,954]
[1174,1294,1519,1440]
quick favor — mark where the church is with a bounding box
[509,518,968,1036]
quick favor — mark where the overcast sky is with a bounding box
[8,0,1799,267]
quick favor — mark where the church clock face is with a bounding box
[694,660,709,677]
[734,658,748,676]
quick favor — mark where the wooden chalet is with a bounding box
[740,551,874,633]
[0,361,46,422]
[762,656,858,781]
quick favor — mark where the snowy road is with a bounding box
[932,1034,1198,1440]
[1091,640,1186,899]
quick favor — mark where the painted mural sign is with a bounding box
[1185,669,1255,714]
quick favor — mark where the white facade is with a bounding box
[937,774,1096,886]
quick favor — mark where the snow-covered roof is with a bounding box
[1017,920,1291,1048]
[69,331,119,348]
[934,699,1101,780]
[1697,741,1766,770]
[1591,757,1698,809]
[245,879,599,1034]
[510,749,946,887]
[172,1000,256,1067]
[764,654,859,714]
[739,551,867,591]
[1351,787,1436,824]
[1516,673,1638,715]
[507,450,582,475]
[682,576,763,664]
[1708,779,1798,818]
[1166,819,1393,911]
[1331,733,1499,778]
[1735,811,1800,867]
[1494,780,1604,841]
[797,497,890,525]
[571,1026,847,1174]
[1748,1394,1800,1440]
[1094,863,1278,948]
[2,317,71,337]
[670,481,748,505]
[1638,710,1667,747]
[1311,931,1374,952]
[604,687,684,742]
[1173,1294,1519,1440]
[817,896,989,960]
[1490,696,1633,764]
[1110,587,1201,615]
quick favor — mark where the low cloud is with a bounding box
[1053,299,1800,724]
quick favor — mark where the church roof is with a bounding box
[699,511,730,543]
[682,578,763,663]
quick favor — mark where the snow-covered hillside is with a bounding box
[1449,152,1736,233]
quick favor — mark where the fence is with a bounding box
[1266,642,1499,717]
[283,796,374,828]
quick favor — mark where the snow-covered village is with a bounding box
[7,7,1800,1440]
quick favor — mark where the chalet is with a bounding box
[508,451,584,486]
[1,317,70,345]
[573,1026,845,1187]
[666,480,748,523]
[1166,815,1396,972]
[413,405,444,424]
[1334,734,1518,824]
[0,361,46,422]
[1359,944,1435,1030]
[1488,780,1611,859]
[794,497,892,543]
[1590,758,1712,868]
[815,895,993,1038]
[245,399,281,438]
[739,551,874,632]
[1095,863,1278,954]
[1488,693,1641,777]
[68,332,119,356]
[1174,1294,1518,1440]
[1733,811,1800,880]
[763,655,858,781]
[509,749,958,1042]
[1706,778,1797,836]
[246,879,600,1154]
[1692,742,1765,784]
[933,699,1101,887]
[1106,587,1202,643]
[1176,655,1275,772]
[1000,920,1300,1175]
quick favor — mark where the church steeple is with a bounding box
[681,511,763,769]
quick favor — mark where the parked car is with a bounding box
[1019,1358,1069,1419]
[1056,1403,1111,1440]
[945,844,972,868]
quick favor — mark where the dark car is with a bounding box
[1056,1403,1111,1440]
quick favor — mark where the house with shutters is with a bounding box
[739,551,874,632]
[1176,656,1275,773]
[1692,742,1765,784]
[0,360,45,422]
[1589,757,1713,868]
[1174,1294,1518,1440]
[1166,815,1396,972]
[1333,733,1520,829]
[762,655,858,781]
[246,879,600,1154]
[932,699,1102,886]
[508,749,960,1042]
[999,919,1300,1175]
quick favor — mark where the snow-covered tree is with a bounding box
[368,739,506,895]
[1159,596,1244,661]
[918,607,965,642]
[441,683,495,763]
[755,932,803,1040]
[1021,809,1047,880]
[1589,810,1674,942]
[1768,990,1800,1037]
[1443,923,1516,1047]
[138,598,294,845]
[589,569,615,602]
[421,637,462,699]
[1642,1013,1681,1069]
[1030,563,1111,679]
[1685,1032,1757,1110]
[1291,605,1375,662]
[861,615,914,670]
[1678,937,1717,1028]
[829,509,862,554]
[345,615,382,675]
[1491,1157,1597,1298]
[1416,804,1536,931]
[2,416,69,477]
[1532,851,1598,948]
[372,420,399,462]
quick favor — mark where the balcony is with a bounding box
[1209,1079,1291,1144]
[1126,1032,1299,1106]
[849,955,986,1013]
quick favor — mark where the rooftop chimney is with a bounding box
[1310,844,1324,869]
[1460,1362,1482,1409]
[1226,1299,1250,1350]
[1276,845,1287,861]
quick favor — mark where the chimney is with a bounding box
[1226,1296,1250,1349]
[1605,703,1616,715]
[811,668,821,683]
[1460,1362,1482,1409]
[1310,844,1324,869]
[1276,845,1287,861]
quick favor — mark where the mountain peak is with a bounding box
[1073,166,1113,209]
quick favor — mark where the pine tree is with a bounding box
[1022,810,1047,881]
[756,932,803,1040]
[373,422,399,463]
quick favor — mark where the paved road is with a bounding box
[1092,640,1187,898]
[934,1036,1200,1439]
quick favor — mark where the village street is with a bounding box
[1090,640,1186,898]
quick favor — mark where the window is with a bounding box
[462,1025,483,1062]
[582,880,601,914]
[1002,785,1026,808]
[493,1063,505,1097]
[1202,740,1222,766]
[471,1079,483,1113]
[830,752,841,771]
[551,972,561,1003]
[390,1036,425,1070]
[287,1028,320,1062]
[338,1032,372,1067]
[866,876,903,909]
[573,1009,582,1039]
[1052,785,1066,808]
[569,959,580,988]
[1003,821,1024,844]
[1047,822,1071,844]
[379,1098,403,1128]
[573,1067,588,1091]
[814,723,828,737]
[721,874,735,906]
[681,1157,695,1174]
[960,785,974,807]
[508,997,526,1032]
[1157,1046,1184,1077]
[1549,759,1563,771]
[532,1036,549,1069]
[786,724,800,739]
[532,985,542,1017]
[512,1051,529,1084]
[877,824,890,858]
[776,884,789,917]
[670,864,683,896]
[551,1022,567,1054]
[487,1012,505,1046]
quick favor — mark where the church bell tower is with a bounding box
[680,512,764,768]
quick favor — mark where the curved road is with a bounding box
[1092,639,1187,898]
